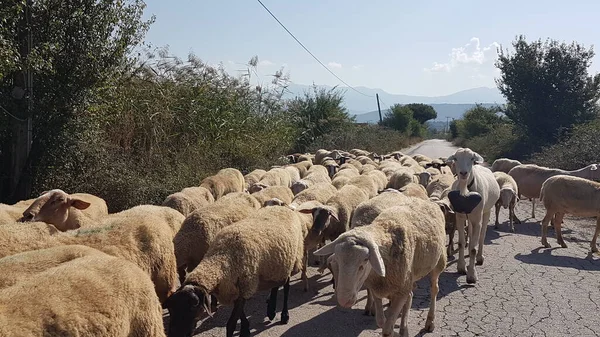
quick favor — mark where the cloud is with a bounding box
[425,37,500,72]
[258,60,274,67]
[328,61,342,69]
[352,64,364,70]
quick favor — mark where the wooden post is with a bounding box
[376,93,382,123]
[7,0,33,203]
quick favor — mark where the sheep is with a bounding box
[250,185,294,207]
[289,182,338,209]
[360,163,378,174]
[491,158,522,173]
[426,174,456,200]
[0,197,36,224]
[386,167,418,190]
[348,174,378,198]
[314,149,342,164]
[283,165,302,184]
[297,154,313,164]
[332,176,350,189]
[413,153,433,163]
[380,161,405,178]
[0,246,166,337]
[418,167,442,187]
[366,169,388,192]
[333,165,360,180]
[399,182,429,200]
[446,148,499,284]
[291,165,331,195]
[349,148,372,157]
[297,184,370,291]
[165,206,307,337]
[249,167,292,193]
[345,158,364,171]
[356,155,378,167]
[314,197,447,337]
[350,189,409,228]
[173,192,261,283]
[493,171,520,233]
[244,169,267,191]
[321,157,340,178]
[8,206,185,304]
[18,190,108,231]
[200,167,245,200]
[162,186,215,216]
[291,160,313,178]
[539,175,600,252]
[508,163,600,218]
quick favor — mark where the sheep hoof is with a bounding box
[425,319,435,332]
[510,227,515,233]
[240,328,251,337]
[559,242,568,248]
[476,256,484,266]
[280,312,289,324]
[399,327,409,337]
[466,275,477,284]
[494,224,499,229]
[457,265,467,275]
[542,241,551,248]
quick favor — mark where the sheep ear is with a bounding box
[314,235,344,256]
[297,208,314,214]
[425,163,433,168]
[69,197,91,210]
[362,238,385,277]
[328,209,339,222]
[473,153,484,164]
[446,155,456,163]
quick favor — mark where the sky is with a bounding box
[141,0,600,97]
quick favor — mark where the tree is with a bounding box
[460,104,504,139]
[287,85,355,152]
[405,103,437,124]
[380,104,413,133]
[0,0,153,202]
[495,35,600,149]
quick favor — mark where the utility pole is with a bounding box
[7,0,33,202]
[376,93,382,123]
[445,116,451,134]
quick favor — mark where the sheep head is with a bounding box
[499,188,517,209]
[19,189,90,230]
[314,231,385,308]
[447,148,484,195]
[165,284,211,337]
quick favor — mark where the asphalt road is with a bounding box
[173,140,600,337]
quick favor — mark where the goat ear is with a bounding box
[446,155,456,163]
[70,198,91,210]
[473,153,484,164]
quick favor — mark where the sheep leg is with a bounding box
[177,266,187,286]
[302,249,309,292]
[494,202,500,229]
[240,302,251,337]
[592,218,600,253]
[226,298,245,337]
[382,294,408,337]
[509,202,515,233]
[399,290,413,337]
[540,210,554,248]
[374,296,385,328]
[266,286,278,321]
[364,288,375,316]
[531,198,536,219]
[554,212,567,248]
[426,254,445,331]
[512,212,522,224]
[211,294,218,313]
[476,211,491,266]
[456,215,467,274]
[280,278,290,324]
[467,215,482,284]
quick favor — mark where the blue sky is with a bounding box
[141,0,600,97]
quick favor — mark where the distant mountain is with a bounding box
[283,83,506,114]
[353,103,501,124]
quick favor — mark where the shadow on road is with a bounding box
[279,306,377,337]
[514,247,600,271]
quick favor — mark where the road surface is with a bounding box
[174,139,600,337]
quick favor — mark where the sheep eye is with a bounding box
[358,265,364,271]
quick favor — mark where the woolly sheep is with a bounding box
[291,160,313,178]
[19,190,108,231]
[173,192,261,283]
[314,149,342,164]
[387,167,418,190]
[426,174,456,200]
[0,198,35,225]
[283,165,302,184]
[249,167,293,193]
[366,169,388,192]
[0,246,166,337]
[297,184,369,291]
[8,206,185,303]
[413,153,433,163]
[250,185,294,207]
[332,176,351,189]
[447,148,499,284]
[345,158,364,171]
[350,189,408,229]
[166,206,307,337]
[399,182,429,200]
[289,182,338,209]
[426,174,459,257]
[297,154,313,164]
[348,174,378,198]
[493,171,520,233]
[491,158,522,173]
[200,167,245,200]
[356,155,378,167]
[349,148,372,157]
[418,167,442,187]
[322,157,340,178]
[360,163,378,174]
[244,169,267,191]
[508,163,600,218]
[539,175,600,252]
[291,165,331,195]
[162,186,215,216]
[314,197,447,337]
[333,165,360,180]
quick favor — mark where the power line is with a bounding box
[256,0,373,98]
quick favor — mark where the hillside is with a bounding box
[353,103,501,124]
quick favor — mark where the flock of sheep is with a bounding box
[1,145,599,337]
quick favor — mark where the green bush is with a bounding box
[530,119,600,170]
[463,123,521,162]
